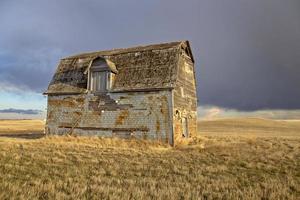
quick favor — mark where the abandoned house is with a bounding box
[44,41,197,146]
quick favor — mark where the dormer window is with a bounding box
[91,71,109,92]
[87,57,118,93]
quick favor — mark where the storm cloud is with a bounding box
[0,0,300,111]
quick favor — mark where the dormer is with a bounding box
[85,57,118,94]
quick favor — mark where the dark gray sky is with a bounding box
[0,0,300,111]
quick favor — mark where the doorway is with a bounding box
[182,117,188,138]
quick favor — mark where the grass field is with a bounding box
[0,119,44,134]
[0,118,299,199]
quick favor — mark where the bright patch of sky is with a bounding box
[0,91,46,111]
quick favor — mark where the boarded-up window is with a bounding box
[89,57,115,93]
[91,71,107,92]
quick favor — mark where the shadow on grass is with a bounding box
[0,132,45,139]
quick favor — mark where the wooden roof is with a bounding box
[45,40,194,94]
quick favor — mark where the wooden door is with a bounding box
[182,117,188,138]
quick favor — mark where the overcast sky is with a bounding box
[0,0,300,117]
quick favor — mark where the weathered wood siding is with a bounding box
[46,90,173,145]
[173,50,197,144]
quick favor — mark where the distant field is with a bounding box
[0,119,44,134]
[198,118,300,137]
[0,118,299,199]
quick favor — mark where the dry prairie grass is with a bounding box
[198,117,300,137]
[0,118,299,199]
[0,119,44,134]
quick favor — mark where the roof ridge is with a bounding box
[63,40,187,59]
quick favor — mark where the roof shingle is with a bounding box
[45,40,193,94]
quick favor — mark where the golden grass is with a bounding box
[0,119,44,134]
[0,118,299,199]
[198,117,300,137]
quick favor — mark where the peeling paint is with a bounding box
[115,110,129,125]
[46,91,173,144]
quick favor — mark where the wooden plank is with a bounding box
[58,126,150,132]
